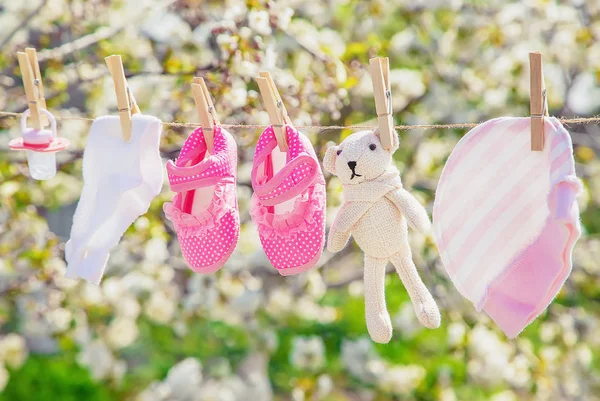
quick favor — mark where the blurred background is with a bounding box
[1,0,600,400]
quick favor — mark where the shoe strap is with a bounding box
[167,159,234,192]
[252,153,319,206]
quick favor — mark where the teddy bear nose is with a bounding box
[347,161,357,170]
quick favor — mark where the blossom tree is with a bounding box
[0,1,599,400]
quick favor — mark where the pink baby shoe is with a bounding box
[250,125,326,275]
[164,126,239,273]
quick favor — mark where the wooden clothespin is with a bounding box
[369,57,395,151]
[192,77,219,153]
[105,55,140,142]
[256,71,292,151]
[529,52,548,151]
[17,47,47,130]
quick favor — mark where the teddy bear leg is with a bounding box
[389,249,441,329]
[364,255,393,343]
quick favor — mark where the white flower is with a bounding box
[447,322,466,347]
[266,287,293,317]
[116,296,141,319]
[490,390,517,401]
[467,325,513,385]
[347,280,364,297]
[196,377,246,401]
[366,358,387,378]
[294,297,320,321]
[216,33,239,56]
[46,307,72,333]
[102,277,125,304]
[575,344,592,367]
[290,336,325,371]
[141,12,192,47]
[306,272,327,299]
[440,388,457,401]
[145,290,176,324]
[483,87,509,110]
[73,312,92,346]
[238,26,253,40]
[539,322,559,343]
[134,216,150,231]
[276,7,294,30]
[389,69,427,110]
[0,334,28,369]
[112,360,127,384]
[567,72,600,115]
[0,363,8,393]
[291,387,305,401]
[504,354,531,388]
[226,87,248,110]
[390,29,416,54]
[223,2,248,20]
[341,337,378,382]
[165,358,203,401]
[540,346,561,371]
[156,265,175,284]
[173,320,189,337]
[217,273,245,298]
[228,289,262,316]
[80,284,105,306]
[316,374,333,398]
[77,340,115,381]
[136,381,171,401]
[248,10,272,36]
[469,325,510,358]
[184,274,218,311]
[318,29,346,58]
[392,302,422,339]
[193,21,224,47]
[144,238,169,265]
[122,271,157,294]
[106,317,139,349]
[232,59,259,79]
[378,365,426,395]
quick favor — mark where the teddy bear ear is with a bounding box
[323,146,338,175]
[391,129,400,152]
[374,128,400,152]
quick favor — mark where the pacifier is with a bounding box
[8,109,69,180]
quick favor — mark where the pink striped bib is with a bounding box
[433,117,582,337]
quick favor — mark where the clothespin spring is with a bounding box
[272,100,287,129]
[376,90,393,117]
[530,89,547,119]
[204,106,215,131]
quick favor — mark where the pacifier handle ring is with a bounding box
[20,108,57,138]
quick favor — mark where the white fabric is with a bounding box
[65,115,163,284]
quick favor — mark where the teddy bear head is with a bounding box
[323,129,399,184]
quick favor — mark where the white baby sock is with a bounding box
[65,114,163,285]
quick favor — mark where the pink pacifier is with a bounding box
[8,109,69,180]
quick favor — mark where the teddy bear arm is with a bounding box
[327,229,351,253]
[389,188,431,233]
[332,202,370,232]
[327,202,367,253]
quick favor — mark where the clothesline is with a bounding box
[1,110,600,132]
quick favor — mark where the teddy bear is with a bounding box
[323,129,440,343]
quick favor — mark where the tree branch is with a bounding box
[0,0,48,48]
[36,0,178,62]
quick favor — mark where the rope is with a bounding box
[1,110,600,131]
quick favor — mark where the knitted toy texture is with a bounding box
[323,129,440,343]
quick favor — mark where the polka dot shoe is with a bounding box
[163,126,239,273]
[250,125,326,275]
